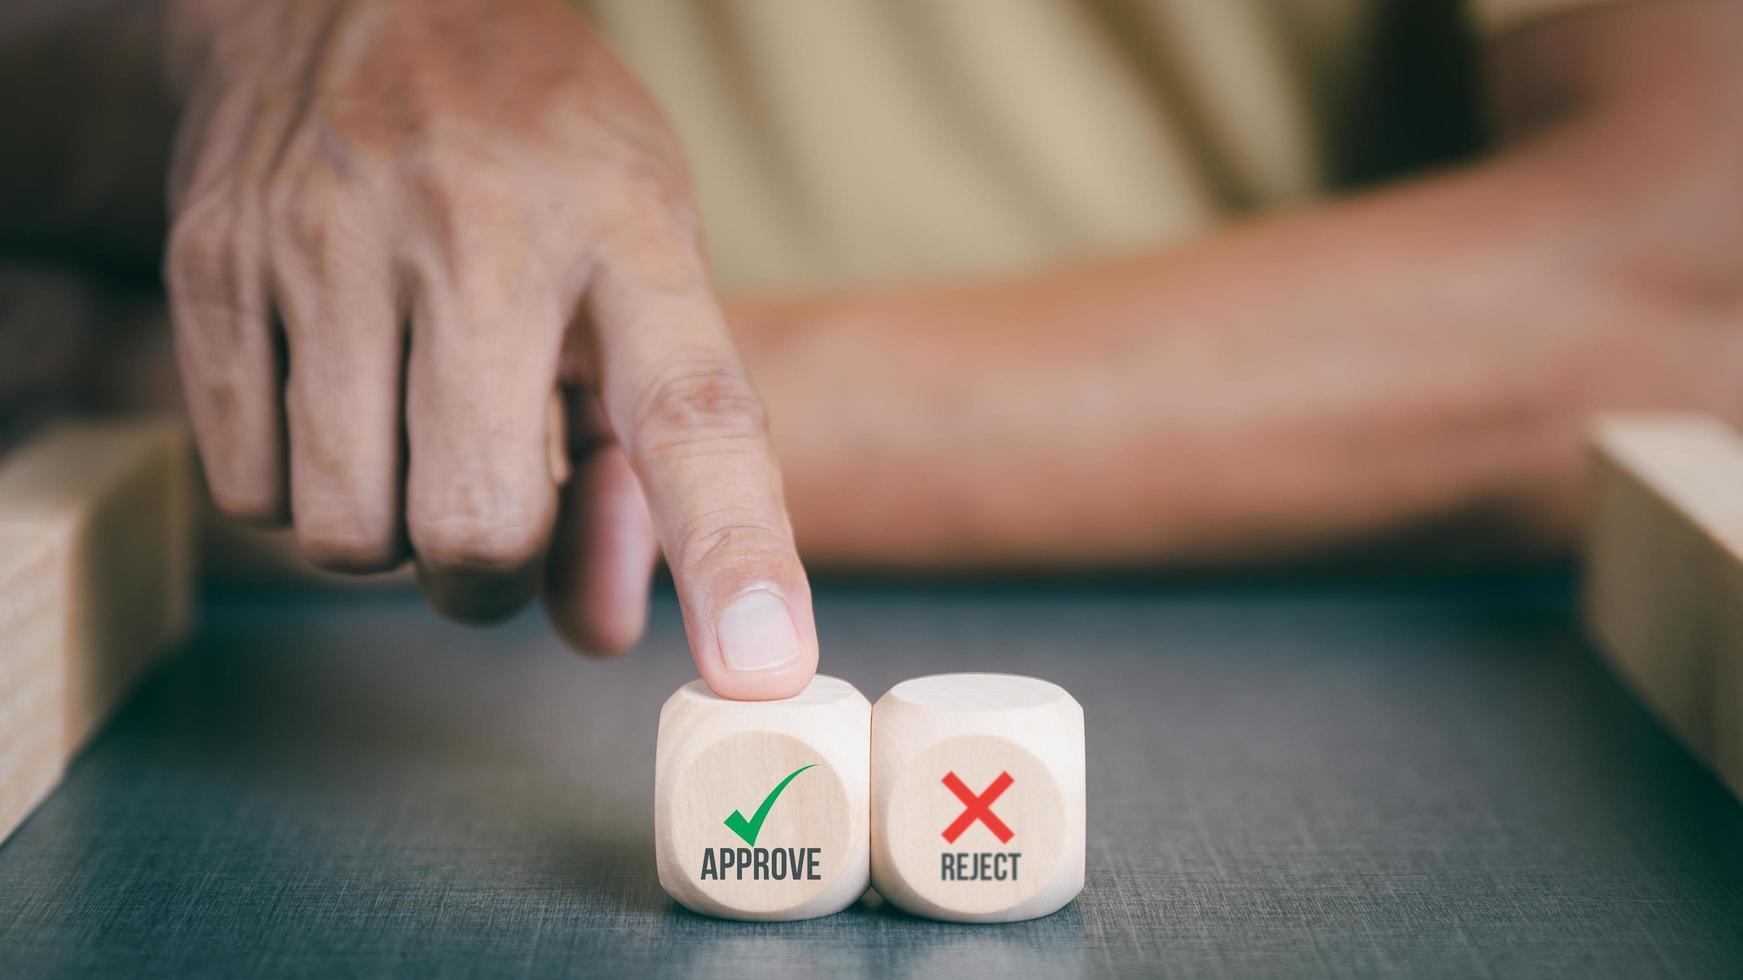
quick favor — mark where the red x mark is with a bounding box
[941,771,1015,844]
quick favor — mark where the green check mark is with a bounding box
[723,764,815,846]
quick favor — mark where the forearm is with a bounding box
[736,183,1651,570]
[735,3,1743,570]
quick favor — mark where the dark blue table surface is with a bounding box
[2,577,1741,979]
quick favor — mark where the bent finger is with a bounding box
[270,180,407,572]
[403,248,563,623]
[543,390,659,656]
[165,193,286,522]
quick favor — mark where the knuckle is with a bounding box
[206,474,284,526]
[164,201,231,295]
[410,508,547,574]
[400,129,492,205]
[295,511,403,573]
[298,532,403,574]
[602,157,705,258]
[675,516,791,577]
[165,194,269,333]
[192,421,284,524]
[631,364,768,457]
[266,167,344,259]
[620,159,697,224]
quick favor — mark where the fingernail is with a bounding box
[716,590,800,672]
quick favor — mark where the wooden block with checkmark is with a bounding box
[870,673,1084,922]
[654,674,871,920]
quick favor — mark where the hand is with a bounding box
[162,0,816,699]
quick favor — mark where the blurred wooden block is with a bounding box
[654,675,871,920]
[1717,557,1743,803]
[1585,414,1743,799]
[870,673,1084,922]
[0,420,195,843]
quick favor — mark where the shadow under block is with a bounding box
[654,675,871,920]
[0,420,195,844]
[1584,414,1743,800]
[871,673,1084,922]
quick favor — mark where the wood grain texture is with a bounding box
[654,675,870,920]
[871,673,1084,922]
[0,420,194,844]
[1584,413,1743,800]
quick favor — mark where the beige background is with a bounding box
[577,0,1633,292]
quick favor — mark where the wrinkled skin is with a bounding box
[163,0,816,699]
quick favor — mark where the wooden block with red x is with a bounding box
[870,674,1085,923]
[942,770,1015,844]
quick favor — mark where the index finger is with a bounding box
[586,241,818,701]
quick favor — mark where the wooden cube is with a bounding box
[870,673,1084,922]
[1585,414,1743,800]
[0,420,195,844]
[654,675,871,920]
[1716,556,1743,801]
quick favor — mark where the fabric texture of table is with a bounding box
[1,578,1741,978]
